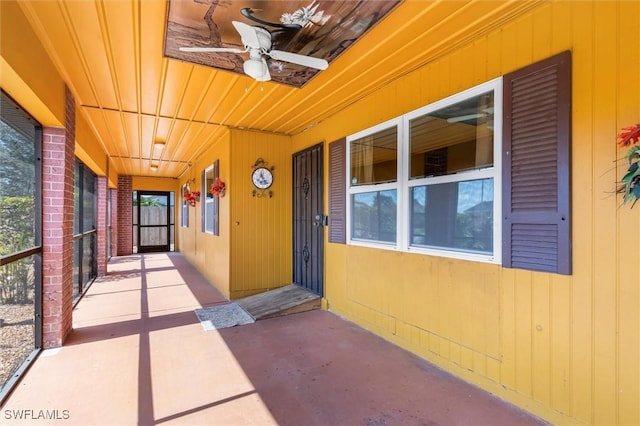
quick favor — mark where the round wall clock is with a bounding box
[251,166,273,190]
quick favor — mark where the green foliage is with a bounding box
[0,196,35,255]
[0,196,35,304]
[0,121,36,198]
[139,197,163,206]
[617,145,640,208]
[0,259,34,304]
[0,101,37,304]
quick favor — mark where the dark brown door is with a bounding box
[292,144,324,295]
[136,191,172,253]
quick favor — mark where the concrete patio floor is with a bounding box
[1,253,547,425]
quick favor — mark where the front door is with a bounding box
[136,191,172,253]
[292,144,324,296]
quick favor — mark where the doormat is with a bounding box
[194,303,255,331]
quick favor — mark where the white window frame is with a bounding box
[345,78,503,263]
[203,164,215,234]
[180,183,189,228]
[346,117,403,250]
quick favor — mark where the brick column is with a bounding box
[96,176,107,276]
[110,188,118,258]
[41,86,75,348]
[117,175,133,255]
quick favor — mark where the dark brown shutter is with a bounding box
[328,138,346,244]
[502,51,571,275]
[213,159,219,236]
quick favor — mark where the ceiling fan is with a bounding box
[179,21,328,82]
[446,107,494,124]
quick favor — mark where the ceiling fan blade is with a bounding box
[447,113,483,123]
[232,20,261,49]
[179,47,245,53]
[268,50,328,70]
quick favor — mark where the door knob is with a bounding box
[314,214,328,227]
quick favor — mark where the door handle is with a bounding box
[314,214,328,227]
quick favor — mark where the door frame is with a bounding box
[136,190,172,253]
[292,143,325,296]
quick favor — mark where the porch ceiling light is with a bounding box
[153,140,165,151]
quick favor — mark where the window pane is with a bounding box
[74,161,81,235]
[205,168,214,199]
[107,191,112,258]
[410,179,493,253]
[133,191,138,225]
[351,190,397,243]
[181,184,189,228]
[204,166,216,234]
[205,201,213,233]
[82,171,95,232]
[0,255,37,389]
[139,195,166,226]
[140,226,167,246]
[107,190,112,227]
[205,168,214,233]
[0,119,37,252]
[0,93,41,396]
[409,92,494,179]
[350,126,397,185]
[169,192,175,224]
[82,234,95,291]
[73,238,81,300]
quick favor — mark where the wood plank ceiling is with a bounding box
[16,0,541,179]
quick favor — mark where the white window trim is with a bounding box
[203,164,215,234]
[346,78,503,264]
[180,184,189,228]
[346,117,403,251]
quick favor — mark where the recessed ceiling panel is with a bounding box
[164,0,400,87]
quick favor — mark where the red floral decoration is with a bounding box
[210,177,226,198]
[617,123,640,207]
[183,189,200,206]
[618,124,640,147]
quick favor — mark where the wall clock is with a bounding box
[251,166,273,190]
[251,158,274,198]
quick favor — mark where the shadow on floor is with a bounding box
[0,253,547,426]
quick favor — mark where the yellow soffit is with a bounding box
[1,56,61,127]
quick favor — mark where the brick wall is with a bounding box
[96,176,107,276]
[117,175,132,255]
[110,188,118,258]
[41,86,75,348]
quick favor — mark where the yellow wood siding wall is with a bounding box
[177,128,292,300]
[294,2,639,424]
[178,131,232,298]
[228,129,293,299]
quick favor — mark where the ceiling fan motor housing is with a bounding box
[252,27,272,51]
